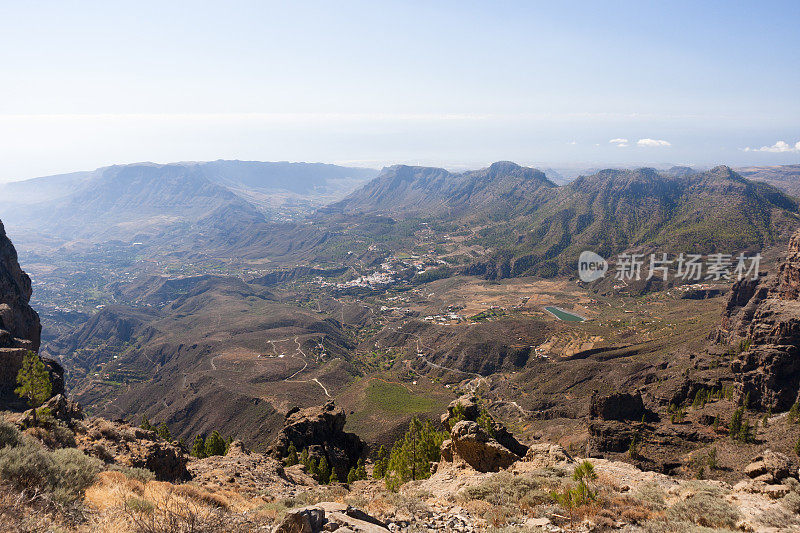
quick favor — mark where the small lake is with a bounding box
[544,306,586,322]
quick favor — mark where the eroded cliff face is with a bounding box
[0,220,40,351]
[720,228,800,411]
[0,219,62,405]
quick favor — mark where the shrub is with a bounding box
[0,419,21,448]
[667,490,739,529]
[0,440,103,505]
[125,497,155,514]
[632,482,666,511]
[110,465,156,483]
[460,472,548,508]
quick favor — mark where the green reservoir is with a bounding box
[544,306,585,322]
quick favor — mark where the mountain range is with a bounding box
[0,161,377,241]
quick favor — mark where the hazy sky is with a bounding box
[1,1,798,181]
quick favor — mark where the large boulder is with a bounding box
[448,420,521,472]
[268,400,365,481]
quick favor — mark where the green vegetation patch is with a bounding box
[364,380,440,414]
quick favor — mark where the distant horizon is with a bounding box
[0,156,795,185]
[1,2,798,182]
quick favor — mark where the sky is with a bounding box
[0,0,798,182]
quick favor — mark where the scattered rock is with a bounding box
[276,502,388,533]
[744,450,795,483]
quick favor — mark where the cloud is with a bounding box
[609,138,629,147]
[743,140,800,153]
[636,138,671,147]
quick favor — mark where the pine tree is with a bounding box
[373,445,388,479]
[738,419,752,443]
[285,442,299,466]
[157,422,171,442]
[729,407,744,438]
[15,351,52,427]
[476,408,496,438]
[300,448,310,468]
[204,430,227,457]
[385,417,447,491]
[355,458,367,480]
[347,467,357,483]
[708,447,718,470]
[329,468,340,484]
[140,416,155,431]
[789,402,800,424]
[191,435,206,458]
[317,456,331,484]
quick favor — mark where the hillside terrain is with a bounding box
[1,159,800,530]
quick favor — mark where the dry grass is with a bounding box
[83,471,274,532]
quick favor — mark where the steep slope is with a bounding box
[0,220,41,351]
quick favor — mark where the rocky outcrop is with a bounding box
[0,220,63,406]
[20,393,82,427]
[76,417,190,481]
[587,390,656,454]
[589,390,655,422]
[441,395,528,458]
[268,401,366,481]
[438,395,527,473]
[720,228,800,410]
[444,420,520,472]
[0,220,40,351]
[275,502,389,533]
[734,449,800,500]
[743,449,797,484]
